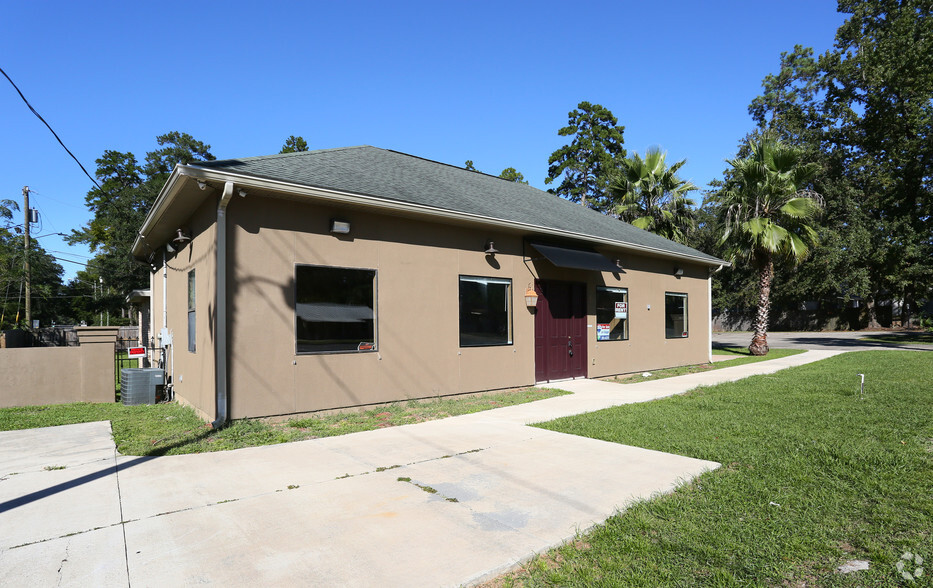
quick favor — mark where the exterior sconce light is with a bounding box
[484,240,499,255]
[330,219,351,234]
[524,284,538,309]
[673,267,684,277]
[172,229,191,246]
[615,259,623,270]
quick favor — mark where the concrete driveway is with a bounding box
[714,330,932,352]
[0,350,842,586]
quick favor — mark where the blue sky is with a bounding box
[2,1,847,282]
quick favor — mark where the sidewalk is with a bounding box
[0,350,841,587]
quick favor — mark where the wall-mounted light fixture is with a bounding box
[615,259,624,270]
[524,284,538,309]
[173,229,191,246]
[484,240,499,255]
[673,267,684,277]
[330,219,351,234]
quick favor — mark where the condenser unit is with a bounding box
[121,368,165,405]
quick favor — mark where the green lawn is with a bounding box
[0,387,567,456]
[604,347,805,384]
[498,350,933,586]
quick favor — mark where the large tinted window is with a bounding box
[296,266,376,353]
[596,286,628,341]
[665,292,688,338]
[459,276,512,347]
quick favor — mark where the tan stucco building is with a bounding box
[132,146,726,426]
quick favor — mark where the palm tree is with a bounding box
[717,133,822,355]
[610,148,698,244]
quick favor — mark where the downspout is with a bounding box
[212,181,235,429]
[162,251,168,329]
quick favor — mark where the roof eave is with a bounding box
[136,163,728,267]
[131,166,191,260]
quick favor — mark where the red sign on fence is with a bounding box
[127,347,146,358]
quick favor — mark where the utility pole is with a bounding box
[23,186,31,330]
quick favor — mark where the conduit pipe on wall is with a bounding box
[212,181,236,429]
[162,250,174,398]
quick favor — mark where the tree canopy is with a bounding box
[498,167,528,184]
[744,0,932,325]
[545,101,625,211]
[714,133,823,354]
[462,160,528,183]
[280,135,309,153]
[611,148,697,244]
[0,229,65,329]
[68,132,215,298]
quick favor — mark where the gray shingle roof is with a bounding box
[191,146,724,265]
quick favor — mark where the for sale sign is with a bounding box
[127,347,146,358]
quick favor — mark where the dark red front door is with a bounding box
[534,280,587,382]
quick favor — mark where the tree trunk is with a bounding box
[865,296,881,329]
[749,253,773,356]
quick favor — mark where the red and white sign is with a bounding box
[614,301,628,319]
[127,347,147,358]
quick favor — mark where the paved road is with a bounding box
[714,330,932,352]
[0,351,842,587]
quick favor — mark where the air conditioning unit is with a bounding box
[121,368,166,405]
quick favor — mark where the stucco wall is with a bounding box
[150,188,713,421]
[149,197,217,420]
[202,195,713,419]
[0,327,120,408]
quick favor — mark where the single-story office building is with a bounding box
[131,146,726,426]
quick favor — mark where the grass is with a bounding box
[860,331,933,345]
[114,350,140,392]
[0,387,567,457]
[493,350,933,586]
[604,346,805,384]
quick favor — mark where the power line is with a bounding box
[0,65,103,193]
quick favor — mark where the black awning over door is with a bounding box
[530,242,620,273]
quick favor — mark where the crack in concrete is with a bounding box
[395,476,461,503]
[9,446,492,551]
[55,540,69,586]
[333,447,487,481]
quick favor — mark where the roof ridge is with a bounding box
[162,144,725,266]
[383,148,534,183]
[197,145,375,166]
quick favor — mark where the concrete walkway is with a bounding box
[0,350,842,587]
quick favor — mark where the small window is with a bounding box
[187,270,196,352]
[296,265,376,354]
[665,292,688,338]
[596,286,628,341]
[459,276,512,347]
